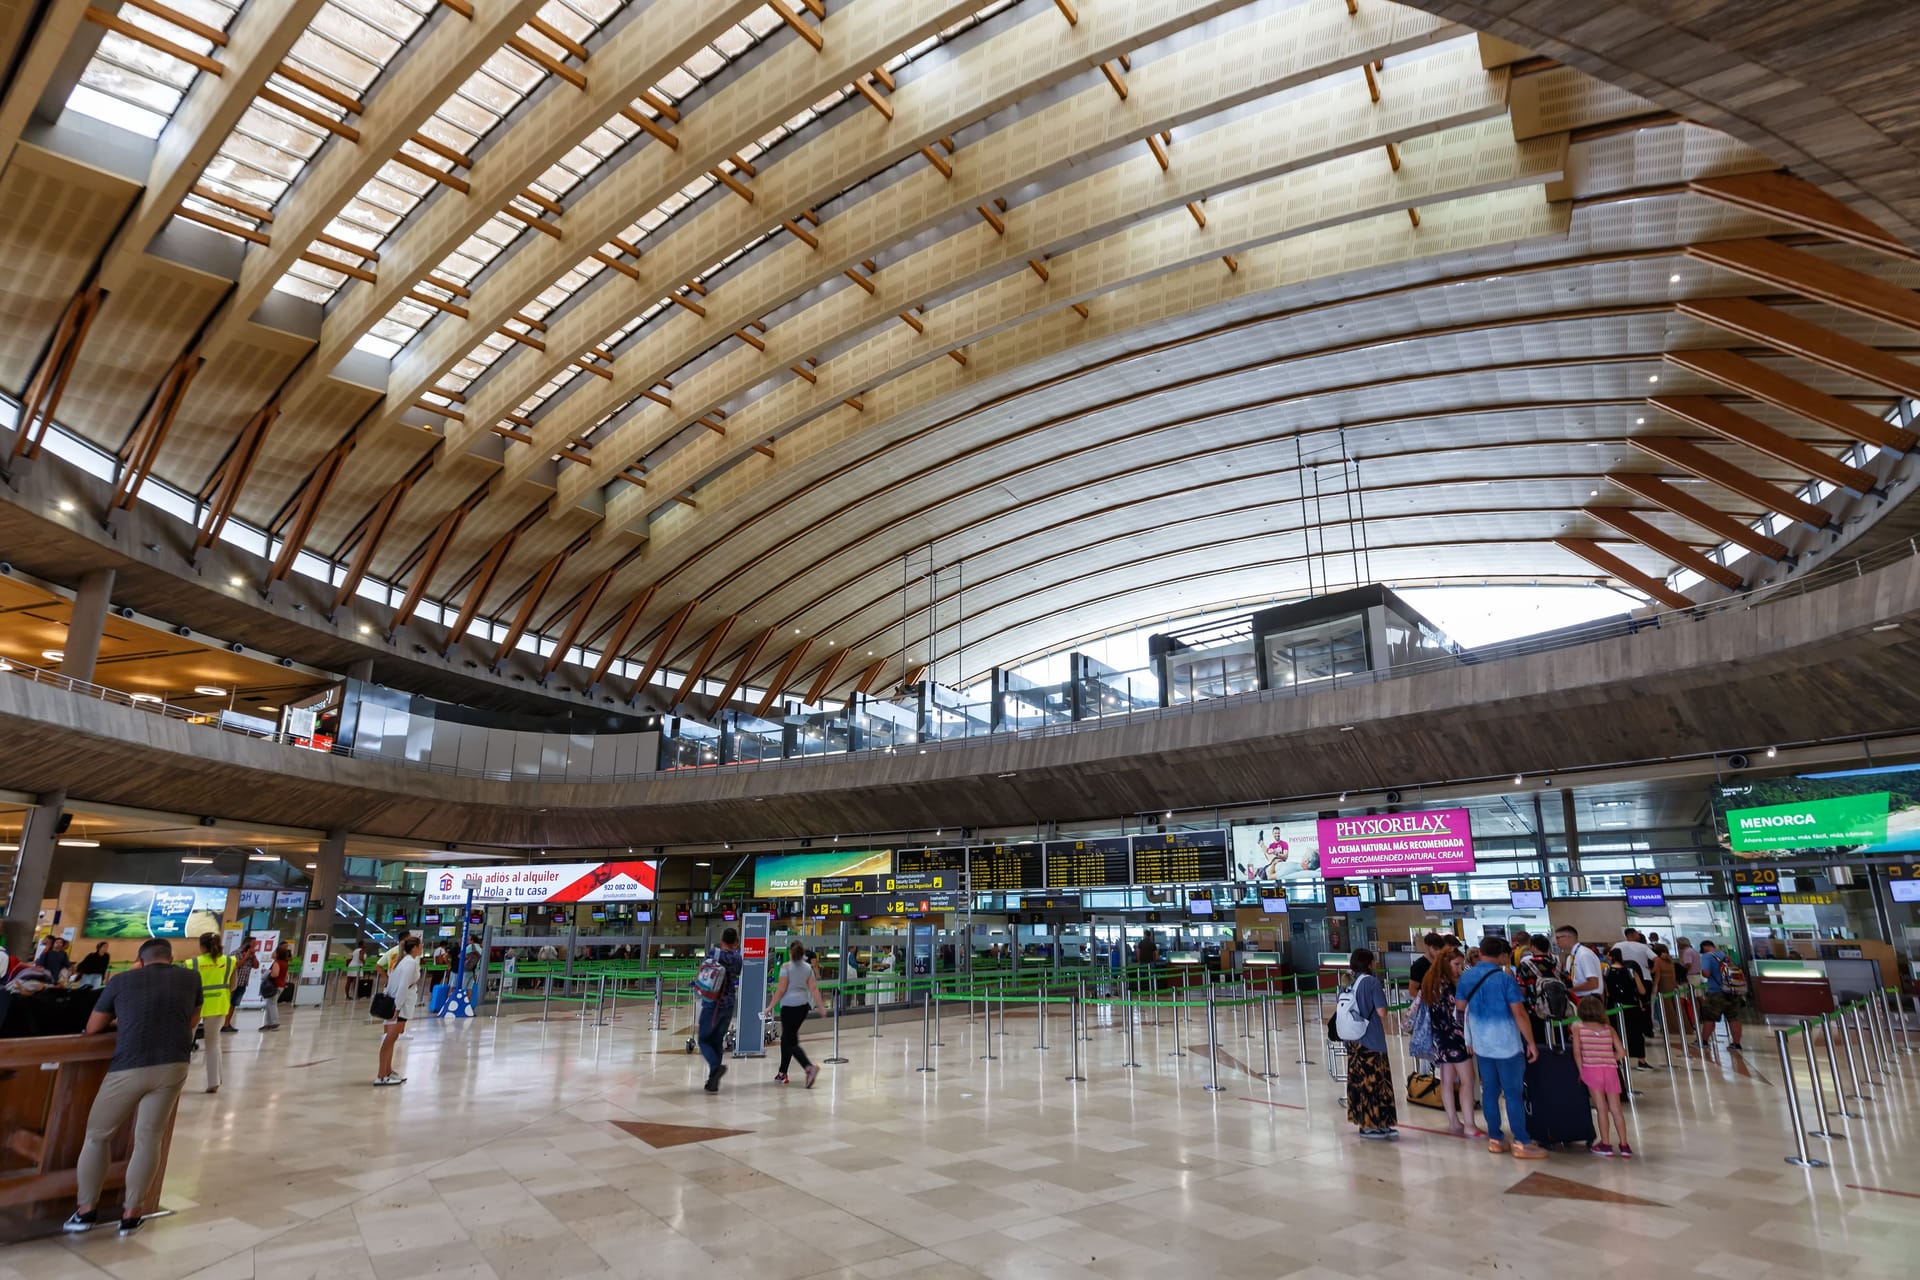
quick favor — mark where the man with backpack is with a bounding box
[694,928,743,1093]
[1697,940,1745,1053]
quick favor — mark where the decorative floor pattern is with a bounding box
[8,1000,1918,1279]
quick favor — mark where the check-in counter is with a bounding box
[1750,959,1836,1018]
[1238,951,1282,989]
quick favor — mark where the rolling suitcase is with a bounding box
[1522,1046,1595,1149]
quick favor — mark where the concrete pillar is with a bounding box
[303,827,348,948]
[346,659,374,682]
[3,789,66,958]
[1560,788,1582,887]
[59,569,115,683]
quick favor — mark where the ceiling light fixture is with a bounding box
[1669,273,1680,283]
[1873,622,1901,632]
[0,658,10,671]
[357,623,371,635]
[57,499,75,513]
[1338,792,1348,802]
[305,863,317,869]
[179,856,214,865]
[258,704,278,712]
[1514,774,1525,785]
[130,692,161,703]
[1766,746,1777,758]
[695,861,711,867]
[193,685,227,697]
[57,838,100,848]
[248,853,279,862]
[1647,375,1659,384]
[42,649,63,662]
[0,843,18,852]
[228,576,244,588]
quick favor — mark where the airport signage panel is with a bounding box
[753,849,892,897]
[421,860,658,905]
[1726,792,1888,852]
[1888,864,1919,903]
[1318,808,1476,877]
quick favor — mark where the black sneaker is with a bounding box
[1728,1043,1744,1054]
[62,1210,97,1234]
[219,1026,237,1035]
[703,1074,720,1093]
[118,1216,144,1237]
[773,1073,788,1084]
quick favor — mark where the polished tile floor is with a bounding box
[14,992,1920,1280]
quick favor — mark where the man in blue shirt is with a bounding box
[697,928,744,1093]
[1697,940,1744,1053]
[1455,936,1544,1159]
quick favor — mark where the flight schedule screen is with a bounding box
[967,845,1045,891]
[1131,831,1230,884]
[1043,837,1129,889]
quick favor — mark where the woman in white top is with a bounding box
[764,940,826,1088]
[375,937,422,1087]
[345,943,367,1002]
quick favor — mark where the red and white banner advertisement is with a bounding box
[421,860,658,906]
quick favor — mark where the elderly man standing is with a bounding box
[63,937,201,1237]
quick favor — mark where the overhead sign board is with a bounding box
[1727,792,1889,852]
[1318,808,1476,877]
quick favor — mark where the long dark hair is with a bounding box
[1348,947,1375,975]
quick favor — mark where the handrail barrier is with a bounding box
[8,532,1920,785]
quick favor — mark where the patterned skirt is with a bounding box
[1346,1046,1398,1128]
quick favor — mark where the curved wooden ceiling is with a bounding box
[2,0,1918,718]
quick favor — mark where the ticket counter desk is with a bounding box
[1749,959,1836,1018]
[0,1031,180,1242]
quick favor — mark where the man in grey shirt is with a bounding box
[64,937,202,1237]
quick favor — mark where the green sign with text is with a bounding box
[1727,791,1889,852]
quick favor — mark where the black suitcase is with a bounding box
[1522,1047,1595,1149]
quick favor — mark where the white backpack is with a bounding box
[1334,979,1371,1042]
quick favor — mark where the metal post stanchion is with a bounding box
[1821,1017,1861,1118]
[607,974,618,1025]
[1801,1022,1841,1140]
[979,977,1000,1061]
[1201,986,1225,1092]
[1853,1003,1886,1085]
[1670,992,1688,1072]
[1121,987,1142,1069]
[1168,982,1187,1057]
[1065,992,1086,1082]
[931,979,944,1047]
[1887,987,1914,1055]
[1869,990,1900,1070]
[595,975,609,1027]
[996,978,1007,1051]
[541,976,551,1022]
[1295,991,1314,1065]
[1614,1006,1637,1106]
[1686,985,1702,1049]
[1257,991,1277,1080]
[1076,977,1090,1041]
[916,988,935,1073]
[1037,987,1051,1051]
[1838,1003,1870,1101]
[651,975,665,1030]
[1777,1028,1827,1168]
[871,984,883,1039]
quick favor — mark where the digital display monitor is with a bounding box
[1331,892,1362,913]
[634,909,652,922]
[1260,895,1289,914]
[590,906,606,921]
[1509,890,1545,910]
[275,890,308,911]
[1187,897,1214,916]
[506,908,526,925]
[1420,892,1453,912]
[753,849,892,898]
[1890,879,1920,903]
[1044,837,1129,889]
[1625,886,1666,908]
[1732,868,1781,905]
[1133,830,1231,884]
[721,907,738,921]
[423,912,442,926]
[967,844,1046,892]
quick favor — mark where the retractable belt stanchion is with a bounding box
[1888,987,1914,1056]
[652,975,665,1030]
[931,978,944,1048]
[1671,992,1689,1071]
[917,987,935,1074]
[1777,1027,1828,1168]
[871,984,884,1039]
[1169,976,1187,1057]
[1257,990,1278,1080]
[981,979,1001,1061]
[1065,991,1087,1083]
[1122,986,1143,1069]
[1801,1019,1842,1141]
[1856,1002,1887,1085]
[1838,1003,1871,1102]
[494,969,507,1023]
[825,981,849,1065]
[1613,1005,1637,1106]
[1037,984,1051,1051]
[1685,985,1701,1046]
[1201,986,1225,1092]
[1295,986,1314,1065]
[1822,1017,1861,1118]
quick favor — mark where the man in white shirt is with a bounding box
[1613,930,1656,984]
[1555,925,1604,1007]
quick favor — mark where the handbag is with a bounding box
[1405,1063,1444,1110]
[369,991,396,1019]
[1407,1000,1435,1060]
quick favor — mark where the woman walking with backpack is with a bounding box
[1338,949,1398,1140]
[764,940,826,1087]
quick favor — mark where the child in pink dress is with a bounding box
[1572,995,1630,1156]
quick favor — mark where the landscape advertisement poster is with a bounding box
[753,850,893,898]
[1720,763,1920,856]
[1315,808,1477,877]
[85,883,230,939]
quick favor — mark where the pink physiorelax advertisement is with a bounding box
[1316,807,1476,877]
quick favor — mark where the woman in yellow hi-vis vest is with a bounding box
[193,933,235,1094]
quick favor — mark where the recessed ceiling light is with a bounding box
[58,838,100,848]
[1513,774,1524,785]
[193,685,227,697]
[0,842,17,852]
[249,853,279,862]
[1647,375,1659,383]
[228,576,244,588]
[695,861,711,867]
[1589,490,1598,497]
[827,640,834,646]
[1669,273,1680,283]
[1766,746,1777,758]
[57,499,75,513]
[1635,417,1645,425]
[180,856,214,864]
[42,649,63,662]
[305,863,317,869]
[258,704,278,712]
[357,623,371,635]
[130,693,161,703]
[1872,622,1901,632]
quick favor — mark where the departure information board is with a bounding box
[1131,830,1230,884]
[966,844,1045,891]
[1043,837,1129,889]
[896,847,968,877]
[1732,867,1781,905]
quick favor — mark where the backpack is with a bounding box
[1333,980,1371,1042]
[1719,957,1749,997]
[693,952,731,1001]
[1530,973,1572,1023]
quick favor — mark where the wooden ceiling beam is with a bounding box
[443,526,522,647]
[391,501,475,627]
[84,6,222,75]
[1581,506,1744,590]
[707,625,775,715]
[110,351,201,515]
[1628,436,1833,527]
[1649,394,1876,493]
[670,614,738,708]
[1554,538,1695,611]
[751,640,813,717]
[617,103,678,149]
[768,0,823,52]
[629,599,697,703]
[491,547,571,670]
[1679,297,1920,400]
[194,400,279,555]
[1684,238,1920,334]
[539,566,615,679]
[801,648,850,706]
[1607,473,1789,561]
[329,474,413,613]
[1662,348,1917,453]
[853,658,889,696]
[13,285,104,462]
[1689,172,1917,262]
[268,442,351,585]
[585,585,655,689]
